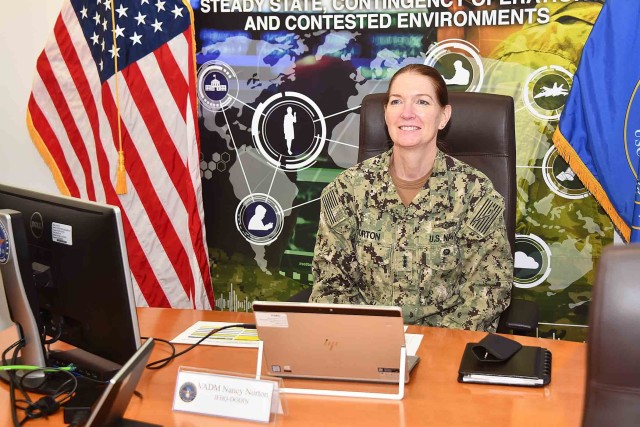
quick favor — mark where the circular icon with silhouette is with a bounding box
[245,203,277,237]
[252,92,326,171]
[425,39,484,93]
[436,53,474,92]
[514,234,551,289]
[235,194,284,245]
[542,146,589,199]
[532,73,570,112]
[523,65,573,120]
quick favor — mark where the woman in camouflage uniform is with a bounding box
[310,64,513,332]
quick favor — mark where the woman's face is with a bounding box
[384,72,451,150]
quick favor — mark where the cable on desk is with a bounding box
[42,318,63,345]
[0,365,75,372]
[143,323,256,370]
[3,339,25,427]
[141,336,175,369]
[2,339,78,426]
[15,368,77,424]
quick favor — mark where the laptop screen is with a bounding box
[253,301,416,384]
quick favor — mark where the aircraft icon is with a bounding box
[534,82,569,99]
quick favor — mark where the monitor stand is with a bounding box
[0,211,49,391]
[48,347,121,382]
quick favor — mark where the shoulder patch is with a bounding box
[466,196,503,237]
[321,188,347,228]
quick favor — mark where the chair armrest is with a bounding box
[498,298,539,335]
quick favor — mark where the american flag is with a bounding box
[26,0,214,309]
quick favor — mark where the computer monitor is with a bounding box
[0,183,141,377]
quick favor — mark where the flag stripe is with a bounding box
[93,84,172,306]
[32,63,85,198]
[59,6,111,203]
[154,41,188,121]
[102,79,197,306]
[184,28,212,307]
[40,17,96,200]
[88,116,173,307]
[133,37,211,306]
[52,13,104,200]
[26,108,71,196]
[84,13,198,308]
[136,45,187,162]
[27,94,81,197]
[121,61,207,300]
[64,5,176,306]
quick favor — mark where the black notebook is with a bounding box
[457,343,552,387]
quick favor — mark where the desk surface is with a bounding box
[1,308,586,426]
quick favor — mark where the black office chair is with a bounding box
[582,244,640,427]
[357,92,537,334]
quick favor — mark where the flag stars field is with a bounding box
[74,0,186,80]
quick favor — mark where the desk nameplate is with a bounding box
[173,367,281,423]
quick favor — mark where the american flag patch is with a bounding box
[467,197,503,236]
[321,189,346,227]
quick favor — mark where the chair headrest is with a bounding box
[358,92,516,162]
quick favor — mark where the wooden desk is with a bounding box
[1,308,586,426]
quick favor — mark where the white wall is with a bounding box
[0,0,64,193]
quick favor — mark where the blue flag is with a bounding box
[553,0,640,242]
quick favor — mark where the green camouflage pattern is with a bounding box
[310,149,513,332]
[484,1,608,342]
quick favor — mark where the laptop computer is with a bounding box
[252,301,420,384]
[84,338,159,427]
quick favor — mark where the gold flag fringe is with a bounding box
[552,127,630,242]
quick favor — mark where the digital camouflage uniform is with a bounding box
[310,149,513,332]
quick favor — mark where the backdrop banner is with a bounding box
[193,0,608,341]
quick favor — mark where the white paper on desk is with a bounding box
[171,321,260,348]
[404,334,423,356]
